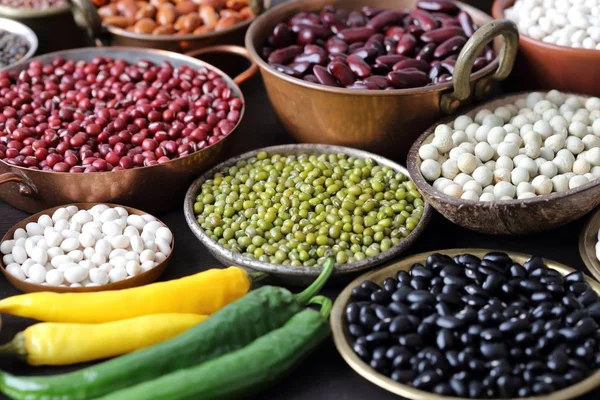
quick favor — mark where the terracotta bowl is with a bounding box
[0,203,173,293]
[406,91,600,235]
[492,0,600,96]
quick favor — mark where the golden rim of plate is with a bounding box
[579,208,600,283]
[331,248,600,400]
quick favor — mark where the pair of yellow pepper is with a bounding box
[0,267,253,366]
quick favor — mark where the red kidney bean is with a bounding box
[437,73,452,83]
[485,47,495,62]
[441,19,461,27]
[457,10,475,37]
[441,60,456,74]
[429,62,443,80]
[347,11,368,27]
[472,57,489,72]
[385,26,404,41]
[337,27,376,43]
[303,74,319,83]
[328,61,355,87]
[289,13,320,27]
[376,55,407,67]
[434,36,466,58]
[294,52,327,65]
[297,29,316,45]
[396,34,417,56]
[270,63,302,78]
[348,42,365,53]
[420,26,465,44]
[288,62,312,76]
[366,10,404,31]
[268,45,304,64]
[416,43,437,62]
[364,75,389,89]
[313,65,340,87]
[384,38,398,54]
[292,23,331,39]
[351,47,378,61]
[270,23,293,48]
[346,54,372,78]
[361,6,383,18]
[417,0,459,14]
[387,70,429,88]
[406,25,425,38]
[326,36,349,54]
[409,9,438,31]
[393,59,431,73]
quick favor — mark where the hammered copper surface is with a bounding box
[407,92,600,235]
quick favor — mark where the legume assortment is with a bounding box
[0,30,30,69]
[262,1,495,89]
[0,57,242,172]
[193,152,424,266]
[505,0,600,50]
[346,251,600,398]
[96,0,254,36]
[418,91,600,201]
[0,204,172,287]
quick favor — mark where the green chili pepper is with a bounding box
[99,296,333,400]
[0,258,335,400]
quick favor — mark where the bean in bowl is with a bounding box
[0,0,65,8]
[345,251,600,397]
[0,56,243,172]
[0,29,30,69]
[262,0,494,89]
[192,152,424,267]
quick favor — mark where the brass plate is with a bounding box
[331,248,600,400]
[579,208,600,283]
[0,203,173,293]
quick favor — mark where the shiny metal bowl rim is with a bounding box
[0,17,38,65]
[331,248,600,400]
[0,46,245,176]
[244,0,499,96]
[0,2,69,17]
[183,143,432,278]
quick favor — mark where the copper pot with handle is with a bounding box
[245,0,519,160]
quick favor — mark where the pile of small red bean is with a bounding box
[262,0,495,90]
[0,0,65,8]
[0,57,243,173]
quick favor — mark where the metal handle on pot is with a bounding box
[186,45,259,85]
[440,19,519,115]
[69,0,104,47]
[249,0,272,16]
[0,172,37,197]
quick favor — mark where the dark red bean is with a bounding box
[347,11,368,27]
[442,19,462,28]
[351,47,378,61]
[421,27,466,44]
[270,63,302,78]
[294,51,327,65]
[457,10,476,37]
[268,45,304,64]
[366,10,404,31]
[472,57,489,72]
[417,0,459,14]
[303,74,319,83]
[361,6,383,17]
[416,43,437,62]
[397,34,417,56]
[347,54,372,78]
[485,47,495,62]
[270,23,293,48]
[410,9,439,31]
[313,65,340,87]
[326,36,349,54]
[387,70,429,88]
[337,27,376,43]
[441,60,456,74]
[376,55,407,67]
[385,26,405,41]
[288,62,312,76]
[348,42,365,53]
[292,23,331,38]
[434,36,466,58]
[364,75,389,89]
[393,59,431,73]
[328,61,356,86]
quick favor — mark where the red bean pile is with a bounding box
[262,0,495,90]
[0,0,66,8]
[0,57,243,173]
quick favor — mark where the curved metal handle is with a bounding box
[440,19,519,115]
[69,0,104,46]
[0,172,37,197]
[249,0,272,16]
[185,45,258,85]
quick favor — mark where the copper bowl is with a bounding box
[331,249,600,400]
[406,91,600,235]
[183,143,432,286]
[493,0,600,96]
[0,203,173,293]
[0,46,258,215]
[245,0,519,160]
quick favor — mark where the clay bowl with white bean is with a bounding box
[0,203,173,293]
[492,0,600,96]
[407,91,600,235]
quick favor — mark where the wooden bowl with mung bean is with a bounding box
[183,144,432,286]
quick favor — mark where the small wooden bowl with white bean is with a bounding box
[407,91,600,235]
[0,203,173,293]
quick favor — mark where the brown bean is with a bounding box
[149,0,168,6]
[313,65,340,87]
[135,4,157,19]
[416,43,437,62]
[193,24,215,34]
[364,75,389,89]
[153,23,176,34]
[421,27,465,44]
[366,10,404,31]
[268,45,303,64]
[387,70,429,88]
[457,10,475,37]
[433,36,466,58]
[198,0,226,7]
[417,0,459,14]
[156,3,177,25]
[328,61,355,86]
[239,6,253,20]
[304,74,319,83]
[288,61,312,76]
[375,55,407,67]
[103,16,132,28]
[174,1,195,14]
[346,54,371,78]
[336,27,376,43]
[326,36,348,54]
[133,17,156,33]
[220,9,239,18]
[392,59,430,73]
[98,4,118,18]
[116,0,139,19]
[396,33,417,55]
[183,13,202,31]
[409,9,438,31]
[226,0,247,11]
[199,5,218,26]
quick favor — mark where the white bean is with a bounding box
[155,252,167,264]
[7,265,26,281]
[95,239,112,257]
[98,263,114,273]
[46,269,64,286]
[111,235,130,250]
[89,204,110,215]
[123,226,140,237]
[127,215,147,230]
[12,246,27,264]
[60,238,79,253]
[64,265,88,283]
[91,253,107,267]
[37,214,53,228]
[140,260,156,272]
[108,266,128,283]
[2,254,14,265]
[89,268,109,285]
[140,249,155,263]
[0,239,15,255]
[126,260,141,276]
[28,264,47,284]
[31,247,48,265]
[111,256,127,269]
[130,235,144,254]
[79,260,95,270]
[51,208,70,223]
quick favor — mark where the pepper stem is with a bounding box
[0,333,27,362]
[295,256,335,305]
[248,272,268,284]
[308,296,332,317]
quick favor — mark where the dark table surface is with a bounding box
[3,0,600,399]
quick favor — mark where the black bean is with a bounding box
[529,267,546,278]
[407,290,435,305]
[574,345,593,361]
[587,302,600,320]
[575,317,598,337]
[351,286,372,300]
[547,283,565,294]
[373,305,392,320]
[518,387,531,397]
[348,324,365,337]
[502,305,521,319]
[388,301,410,315]
[509,263,527,278]
[436,329,455,350]
[544,319,562,330]
[433,383,453,395]
[410,276,429,290]
[391,369,416,382]
[391,287,412,302]
[566,309,588,326]
[514,331,534,345]
[372,346,387,360]
[483,251,512,265]
[463,295,487,308]
[410,263,433,279]
[435,302,451,316]
[479,259,505,274]
[365,332,392,345]
[480,328,501,341]
[499,318,528,334]
[532,382,554,395]
[464,267,483,282]
[396,270,411,285]
[531,291,553,302]
[482,274,503,292]
[559,328,579,341]
[435,315,463,329]
[346,303,360,323]
[488,359,511,377]
[359,312,379,328]
[497,375,518,398]
[541,275,564,285]
[467,380,482,398]
[361,280,381,292]
[548,349,569,372]
[565,271,586,283]
[399,334,422,347]
[353,342,370,360]
[579,290,598,306]
[437,292,461,305]
[383,277,397,292]
[412,370,441,389]
[443,275,468,287]
[409,302,435,315]
[480,342,507,359]
[430,276,443,286]
[385,345,405,359]
[519,279,544,292]
[389,316,414,334]
[523,256,546,272]
[532,302,552,319]
[371,290,392,304]
[464,284,488,297]
[510,347,524,359]
[370,357,389,373]
[422,313,439,325]
[440,265,463,277]
[570,282,590,295]
[551,304,566,318]
[455,254,481,265]
[373,319,391,332]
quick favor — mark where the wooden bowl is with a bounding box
[579,207,600,283]
[407,91,600,235]
[0,203,172,293]
[331,248,600,400]
[492,0,600,96]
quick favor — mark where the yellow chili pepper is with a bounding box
[0,313,207,366]
[0,267,254,323]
